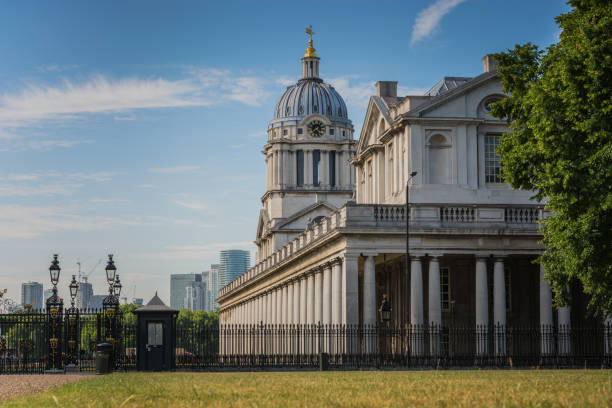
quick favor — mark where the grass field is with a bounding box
[3,370,611,407]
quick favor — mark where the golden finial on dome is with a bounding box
[304,25,318,58]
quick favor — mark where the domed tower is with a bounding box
[256,27,356,260]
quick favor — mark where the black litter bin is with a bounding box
[96,343,114,374]
[319,352,329,371]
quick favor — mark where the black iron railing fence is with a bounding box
[180,323,612,370]
[0,309,136,374]
[1,312,611,373]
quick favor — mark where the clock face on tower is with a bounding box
[307,120,325,137]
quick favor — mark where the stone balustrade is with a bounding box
[218,203,547,298]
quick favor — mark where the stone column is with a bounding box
[539,264,554,355]
[363,255,377,326]
[276,287,282,325]
[342,254,359,325]
[331,259,342,325]
[314,267,323,324]
[307,273,315,324]
[363,254,377,354]
[410,256,424,356]
[605,315,612,356]
[410,256,423,325]
[475,256,489,356]
[266,292,271,324]
[493,258,506,355]
[322,263,332,325]
[428,255,442,356]
[281,284,288,325]
[300,276,307,325]
[271,289,278,325]
[293,280,300,325]
[287,282,294,325]
[558,304,571,355]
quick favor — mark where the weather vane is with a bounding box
[306,25,314,40]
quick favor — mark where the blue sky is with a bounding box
[0,0,569,305]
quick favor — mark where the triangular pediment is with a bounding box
[274,202,338,231]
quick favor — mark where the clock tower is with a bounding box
[255,27,356,260]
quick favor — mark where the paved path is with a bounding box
[0,374,91,400]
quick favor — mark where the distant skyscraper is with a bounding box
[219,250,250,289]
[77,278,94,309]
[89,295,106,310]
[210,264,220,310]
[170,273,202,310]
[21,282,43,310]
[184,281,207,311]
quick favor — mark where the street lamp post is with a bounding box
[46,254,64,372]
[66,275,79,368]
[405,172,417,326]
[102,254,120,369]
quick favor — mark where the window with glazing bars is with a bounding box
[329,151,336,186]
[313,150,320,186]
[484,134,503,183]
[296,150,304,186]
[441,267,450,311]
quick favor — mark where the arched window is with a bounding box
[428,134,451,184]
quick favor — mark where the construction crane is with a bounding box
[77,258,102,283]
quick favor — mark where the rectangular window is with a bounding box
[329,128,335,135]
[329,151,336,186]
[441,267,450,311]
[297,128,303,135]
[147,322,163,346]
[282,129,288,136]
[342,130,346,137]
[313,150,320,186]
[296,150,304,186]
[485,134,503,183]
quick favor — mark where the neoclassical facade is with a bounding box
[218,40,598,348]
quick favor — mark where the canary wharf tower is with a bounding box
[256,27,356,261]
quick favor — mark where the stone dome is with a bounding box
[272,79,351,128]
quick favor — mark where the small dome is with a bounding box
[271,79,352,128]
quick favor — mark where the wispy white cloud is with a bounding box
[26,139,94,150]
[173,199,207,211]
[0,171,116,197]
[0,205,155,239]
[134,241,255,261]
[89,198,130,204]
[188,68,271,107]
[328,76,374,109]
[148,165,200,174]
[411,0,466,45]
[0,205,215,239]
[0,75,208,129]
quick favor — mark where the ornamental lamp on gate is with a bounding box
[105,254,117,285]
[69,275,78,306]
[49,254,61,286]
[113,275,122,298]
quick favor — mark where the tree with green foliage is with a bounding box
[491,0,611,315]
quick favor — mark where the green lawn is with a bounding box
[4,370,611,407]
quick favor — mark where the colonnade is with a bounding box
[222,258,343,327]
[220,253,586,357]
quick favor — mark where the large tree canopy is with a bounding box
[491,0,611,315]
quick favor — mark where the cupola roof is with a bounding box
[270,27,352,129]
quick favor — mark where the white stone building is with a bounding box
[217,34,599,350]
